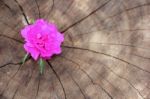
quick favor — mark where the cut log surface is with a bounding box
[0,0,150,99]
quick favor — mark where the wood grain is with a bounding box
[0,0,150,99]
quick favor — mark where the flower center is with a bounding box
[36,33,45,48]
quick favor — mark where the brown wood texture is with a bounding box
[0,0,150,99]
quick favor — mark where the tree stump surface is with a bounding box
[0,0,150,99]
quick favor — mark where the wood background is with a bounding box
[0,0,150,99]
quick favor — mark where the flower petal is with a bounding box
[24,44,39,60]
[21,26,31,39]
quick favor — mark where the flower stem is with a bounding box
[39,58,45,74]
[22,53,29,64]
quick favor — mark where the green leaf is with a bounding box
[29,19,35,24]
[39,58,45,74]
[22,53,29,64]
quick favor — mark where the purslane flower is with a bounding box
[21,19,64,74]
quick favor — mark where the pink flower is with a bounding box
[21,19,64,60]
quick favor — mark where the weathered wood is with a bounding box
[0,0,150,99]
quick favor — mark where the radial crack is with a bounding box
[62,45,150,74]
[97,62,144,99]
[61,0,111,33]
[61,0,74,16]
[35,74,41,99]
[0,20,18,32]
[95,2,150,28]
[1,0,16,16]
[34,0,41,18]
[47,61,67,99]
[88,42,150,51]
[46,0,54,19]
[133,54,150,60]
[0,34,23,44]
[67,71,86,99]
[25,65,36,86]
[112,2,150,18]
[14,0,29,25]
[12,87,19,99]
[76,28,149,39]
[59,0,74,30]
[0,62,21,68]
[0,57,31,95]
[60,56,113,99]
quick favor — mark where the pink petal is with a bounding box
[21,26,30,39]
[57,33,64,42]
[24,44,39,60]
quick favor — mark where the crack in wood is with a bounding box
[132,54,150,60]
[0,64,22,96]
[62,47,148,98]
[62,45,150,74]
[14,0,29,25]
[93,69,124,96]
[35,74,41,99]
[60,56,113,99]
[93,2,150,29]
[1,0,15,15]
[62,2,150,37]
[12,57,33,99]
[60,0,111,33]
[61,55,125,96]
[0,20,18,33]
[46,0,54,19]
[109,2,150,19]
[61,0,74,16]
[11,87,19,99]
[62,54,146,98]
[76,28,149,38]
[25,65,36,86]
[0,62,21,68]
[47,61,67,99]
[66,71,86,99]
[0,34,23,44]
[59,0,74,30]
[0,57,31,96]
[34,0,41,18]
[97,61,145,99]
[88,42,150,51]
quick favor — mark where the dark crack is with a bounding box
[62,2,150,37]
[47,61,67,99]
[88,42,150,51]
[62,45,150,74]
[61,0,74,16]
[76,28,149,37]
[96,61,145,99]
[133,54,150,60]
[59,0,74,30]
[46,0,54,19]
[25,65,36,86]
[34,0,41,18]
[1,0,15,15]
[67,71,86,99]
[60,56,113,99]
[0,34,23,44]
[14,0,29,25]
[35,74,41,99]
[0,62,21,68]
[110,2,150,19]
[12,87,19,99]
[60,0,111,33]
[0,20,18,33]
[94,3,150,29]
[0,57,31,95]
